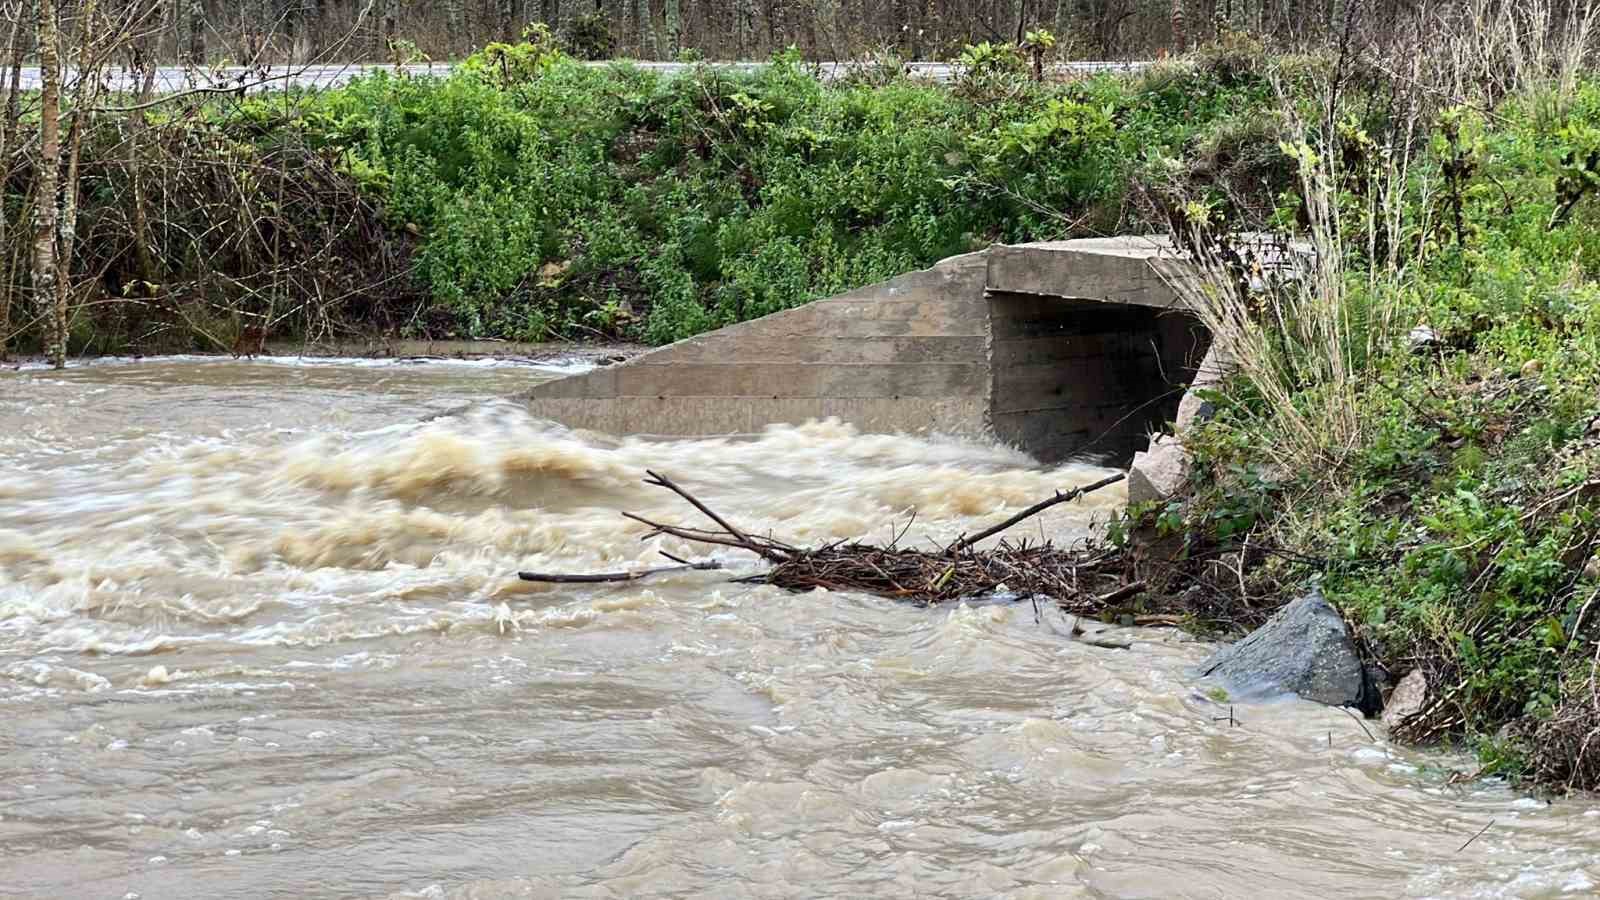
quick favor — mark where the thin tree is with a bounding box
[381,0,397,59]
[636,0,654,56]
[32,0,62,367]
[498,0,513,40]
[53,0,104,368]
[444,0,462,56]
[663,0,678,54]
[0,1,23,359]
[186,0,202,62]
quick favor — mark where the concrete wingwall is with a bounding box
[520,253,993,438]
[520,237,1212,465]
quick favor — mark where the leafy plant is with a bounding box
[954,41,1027,99]
[460,24,565,87]
[1020,29,1056,82]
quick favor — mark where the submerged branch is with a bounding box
[947,473,1126,554]
[519,560,723,584]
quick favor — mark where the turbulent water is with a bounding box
[4,358,1600,900]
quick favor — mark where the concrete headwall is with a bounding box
[520,253,992,438]
[520,236,1210,464]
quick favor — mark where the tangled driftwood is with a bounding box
[520,470,1133,608]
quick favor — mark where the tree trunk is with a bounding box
[663,0,678,55]
[279,0,297,62]
[186,0,202,62]
[636,0,654,57]
[0,3,23,359]
[53,0,100,369]
[735,0,751,57]
[498,0,514,41]
[441,0,460,56]
[382,0,398,60]
[34,0,62,367]
[126,1,160,285]
[801,0,817,57]
[241,0,260,60]
[56,99,88,364]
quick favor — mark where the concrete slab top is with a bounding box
[985,236,1187,310]
[1008,235,1180,259]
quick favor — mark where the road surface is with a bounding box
[12,59,1148,93]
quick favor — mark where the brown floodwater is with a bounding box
[3,356,1599,899]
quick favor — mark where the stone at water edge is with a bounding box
[1381,669,1428,729]
[1127,434,1189,506]
[1198,588,1379,713]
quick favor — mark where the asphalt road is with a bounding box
[12,59,1148,93]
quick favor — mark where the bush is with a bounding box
[284,48,1264,343]
[564,13,616,60]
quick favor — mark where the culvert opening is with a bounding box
[986,292,1212,467]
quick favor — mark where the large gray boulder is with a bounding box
[1198,588,1378,713]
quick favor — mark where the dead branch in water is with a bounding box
[519,560,723,584]
[525,470,1131,607]
[641,469,791,562]
[946,473,1125,553]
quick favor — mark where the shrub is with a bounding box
[564,13,616,60]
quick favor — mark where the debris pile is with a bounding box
[521,470,1138,610]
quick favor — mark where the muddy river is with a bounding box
[3,358,1599,899]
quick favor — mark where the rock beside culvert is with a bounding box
[1127,434,1189,506]
[1382,669,1428,729]
[1127,345,1229,506]
[1174,345,1229,436]
[1198,588,1378,713]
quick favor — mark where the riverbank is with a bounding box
[0,36,1274,358]
[1063,37,1600,789]
[6,60,1147,93]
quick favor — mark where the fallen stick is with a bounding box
[1134,614,1186,627]
[642,470,792,561]
[622,512,797,558]
[1456,819,1494,853]
[519,560,723,584]
[946,473,1126,554]
[1095,580,1147,605]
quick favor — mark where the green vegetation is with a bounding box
[277,40,1270,344]
[1,38,1273,355]
[1111,31,1600,791]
